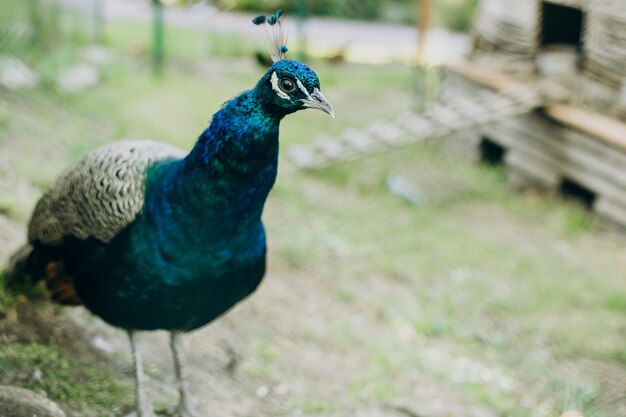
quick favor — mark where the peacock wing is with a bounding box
[28,140,186,246]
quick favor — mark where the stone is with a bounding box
[0,385,66,417]
[560,411,584,417]
[57,63,100,93]
[92,335,117,353]
[386,175,425,206]
[83,45,112,66]
[255,385,270,398]
[0,56,40,90]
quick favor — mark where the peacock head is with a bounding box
[252,10,334,119]
[256,59,334,118]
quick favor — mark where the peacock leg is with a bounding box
[170,332,203,417]
[126,330,156,417]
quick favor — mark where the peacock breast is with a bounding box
[74,217,269,331]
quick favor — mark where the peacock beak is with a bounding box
[301,88,335,118]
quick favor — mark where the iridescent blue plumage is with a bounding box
[33,59,334,332]
[16,25,334,416]
[75,86,282,331]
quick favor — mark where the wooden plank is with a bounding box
[501,114,626,168]
[595,197,626,227]
[428,105,461,125]
[447,62,529,94]
[314,136,347,160]
[480,124,562,165]
[446,96,489,119]
[510,89,542,108]
[561,143,626,189]
[484,117,626,201]
[506,144,626,215]
[367,122,406,145]
[480,95,518,115]
[563,128,626,168]
[288,145,320,169]
[397,116,436,135]
[505,150,560,186]
[490,118,564,156]
[544,104,626,152]
[340,129,381,152]
[506,168,554,191]
[562,164,626,209]
[543,0,583,9]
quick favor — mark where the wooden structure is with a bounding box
[444,66,626,225]
[472,0,626,119]
[288,82,543,169]
[288,0,626,226]
[464,0,626,225]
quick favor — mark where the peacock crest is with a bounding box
[252,9,289,63]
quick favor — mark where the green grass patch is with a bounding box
[0,0,90,84]
[0,342,132,415]
[604,292,626,312]
[288,398,337,414]
[105,19,255,61]
[540,377,604,417]
[462,382,524,416]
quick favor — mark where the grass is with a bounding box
[0,3,625,417]
[288,398,337,414]
[267,143,626,416]
[0,342,132,415]
[105,19,257,62]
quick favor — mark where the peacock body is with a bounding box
[14,11,334,417]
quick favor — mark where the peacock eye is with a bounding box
[279,78,296,93]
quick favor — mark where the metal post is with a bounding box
[152,0,165,75]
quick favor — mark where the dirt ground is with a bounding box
[1,213,500,417]
[3,168,626,417]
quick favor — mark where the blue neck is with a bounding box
[186,89,280,176]
[138,89,281,248]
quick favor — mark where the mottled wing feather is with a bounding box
[28,140,186,246]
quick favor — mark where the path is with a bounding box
[57,0,470,64]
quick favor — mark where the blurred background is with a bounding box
[0,1,625,417]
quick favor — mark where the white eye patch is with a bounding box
[271,72,291,101]
[296,78,312,99]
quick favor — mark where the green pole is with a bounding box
[28,0,43,48]
[152,0,165,75]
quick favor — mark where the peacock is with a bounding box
[9,10,333,417]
